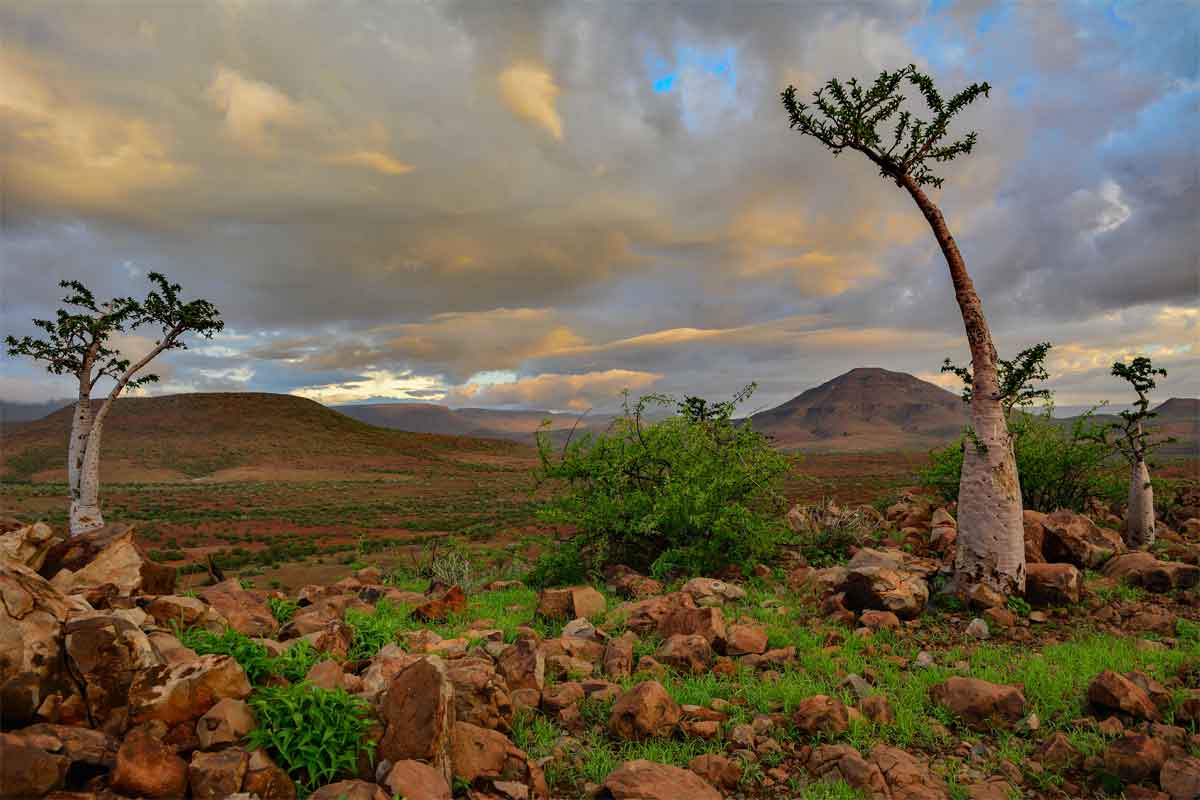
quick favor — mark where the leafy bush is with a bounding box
[526,538,590,590]
[246,682,374,791]
[786,499,877,566]
[533,385,792,578]
[921,408,1122,512]
[177,626,321,684]
[345,601,412,660]
[268,596,299,624]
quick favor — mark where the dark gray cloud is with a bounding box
[1,0,1195,412]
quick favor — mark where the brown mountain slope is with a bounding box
[335,403,615,443]
[0,393,524,482]
[750,367,968,451]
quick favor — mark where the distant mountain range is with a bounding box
[0,398,72,425]
[334,403,616,444]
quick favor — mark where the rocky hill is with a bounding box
[750,367,968,451]
[0,392,521,482]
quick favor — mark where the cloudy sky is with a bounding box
[1,0,1196,414]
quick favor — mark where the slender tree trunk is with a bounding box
[70,420,105,535]
[68,389,103,536]
[901,175,1025,597]
[1125,452,1155,549]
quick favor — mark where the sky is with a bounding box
[1,0,1197,415]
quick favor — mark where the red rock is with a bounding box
[793,695,850,737]
[41,525,175,596]
[196,698,256,750]
[929,677,1026,730]
[1103,734,1167,783]
[378,656,454,784]
[726,623,768,655]
[654,633,712,674]
[535,586,605,620]
[1024,562,1081,605]
[129,654,252,728]
[382,759,452,800]
[604,760,721,800]
[603,632,636,679]
[870,744,950,800]
[200,579,276,637]
[1088,670,1160,721]
[609,681,681,740]
[447,657,513,733]
[307,780,388,800]
[450,722,547,799]
[109,726,189,799]
[0,730,67,798]
[657,606,726,649]
[412,585,467,622]
[1161,755,1200,800]
[189,747,249,800]
[65,613,163,729]
[859,610,901,630]
[242,748,296,800]
[1104,552,1200,593]
[0,560,72,726]
[1042,510,1124,568]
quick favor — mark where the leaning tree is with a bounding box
[782,65,1025,598]
[6,274,222,535]
[1105,356,1172,549]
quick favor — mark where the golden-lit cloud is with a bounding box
[205,65,311,151]
[448,369,661,411]
[497,61,563,140]
[329,149,414,175]
[290,370,445,405]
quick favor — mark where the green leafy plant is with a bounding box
[525,538,590,590]
[177,626,321,684]
[786,498,877,566]
[268,596,299,624]
[345,601,412,660]
[533,385,792,578]
[1006,595,1031,617]
[245,682,374,791]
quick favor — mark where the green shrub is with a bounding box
[526,539,590,590]
[268,597,299,624]
[245,682,374,791]
[345,601,412,660]
[177,627,321,684]
[921,408,1121,512]
[533,385,792,579]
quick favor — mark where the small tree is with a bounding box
[942,342,1053,420]
[6,274,222,535]
[1104,356,1172,548]
[782,65,1025,598]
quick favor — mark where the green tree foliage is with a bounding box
[922,407,1121,512]
[246,683,374,791]
[942,342,1054,417]
[532,385,792,579]
[1102,356,1174,463]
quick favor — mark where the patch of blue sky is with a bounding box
[646,44,737,94]
[466,369,518,385]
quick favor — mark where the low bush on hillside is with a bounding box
[532,385,792,580]
[176,626,321,684]
[246,682,374,791]
[921,407,1122,512]
[787,499,877,566]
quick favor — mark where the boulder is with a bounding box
[9,723,117,776]
[870,744,951,800]
[308,780,389,800]
[1023,510,1048,563]
[242,749,297,800]
[604,566,663,599]
[603,760,721,800]
[1037,732,1081,770]
[0,730,67,798]
[447,657,513,733]
[680,577,746,606]
[200,579,277,637]
[378,656,455,784]
[109,726,190,799]
[807,744,889,798]
[621,592,697,635]
[0,559,72,725]
[128,654,252,728]
[1087,670,1160,721]
[189,747,249,800]
[654,633,712,674]
[1024,563,1081,606]
[688,754,742,791]
[382,759,452,800]
[1103,552,1200,593]
[0,522,61,571]
[65,613,163,729]
[846,547,939,577]
[793,695,850,737]
[196,698,257,750]
[497,638,545,694]
[1103,734,1167,783]
[1041,510,1124,568]
[46,526,175,597]
[536,586,605,620]
[147,629,200,668]
[656,606,726,649]
[412,585,467,622]
[929,678,1026,730]
[839,567,929,620]
[609,681,681,740]
[450,722,547,799]
[144,595,229,632]
[1161,755,1200,800]
[726,623,768,656]
[603,632,636,679]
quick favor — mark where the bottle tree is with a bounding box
[1106,356,1172,549]
[782,65,1025,599]
[6,274,222,535]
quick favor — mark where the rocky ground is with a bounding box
[2,492,1200,800]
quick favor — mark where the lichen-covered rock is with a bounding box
[200,579,277,637]
[65,613,164,730]
[609,681,680,741]
[0,522,61,572]
[0,559,72,725]
[839,566,929,620]
[128,654,252,728]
